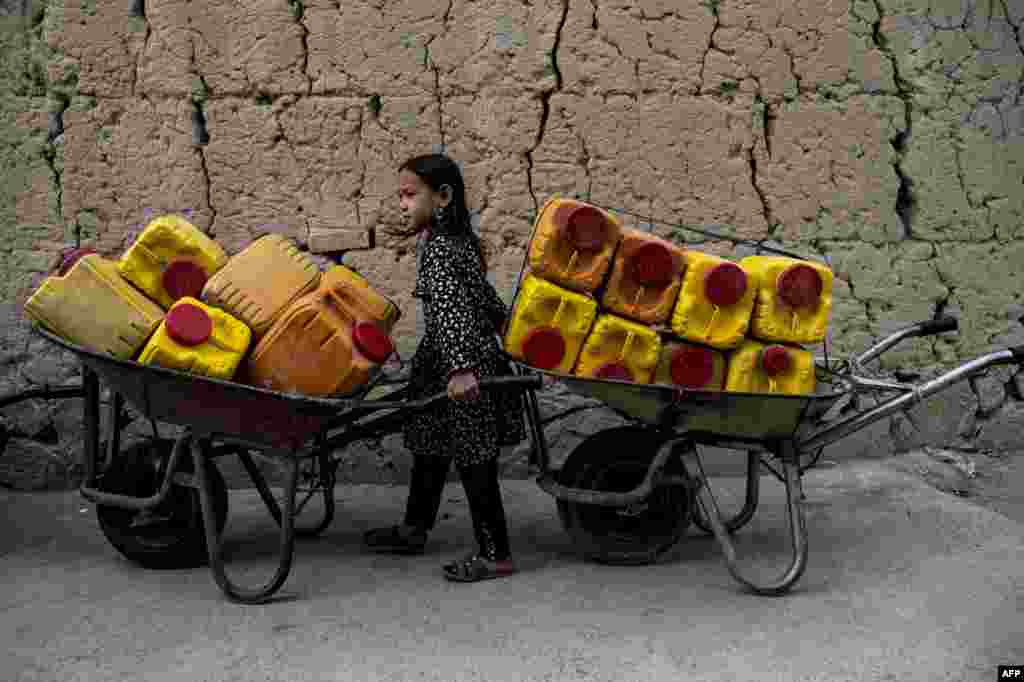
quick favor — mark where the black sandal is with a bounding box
[442,553,518,582]
[363,525,428,555]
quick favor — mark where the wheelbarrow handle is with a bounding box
[354,374,543,412]
[915,315,958,336]
[1011,345,1024,364]
[855,315,958,366]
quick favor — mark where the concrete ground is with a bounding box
[2,455,1022,682]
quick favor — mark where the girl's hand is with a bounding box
[447,370,480,402]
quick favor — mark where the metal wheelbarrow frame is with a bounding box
[31,325,541,604]
[516,315,1024,595]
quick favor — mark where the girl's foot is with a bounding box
[363,524,428,555]
[442,553,518,582]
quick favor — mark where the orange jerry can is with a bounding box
[670,251,757,350]
[653,340,727,390]
[201,234,321,339]
[724,339,816,396]
[319,265,401,334]
[741,256,834,345]
[245,280,396,397]
[600,229,686,325]
[527,196,622,293]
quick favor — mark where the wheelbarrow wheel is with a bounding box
[96,438,229,570]
[556,427,693,566]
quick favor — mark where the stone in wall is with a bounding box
[56,96,209,254]
[137,0,308,97]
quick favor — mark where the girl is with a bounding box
[363,153,526,582]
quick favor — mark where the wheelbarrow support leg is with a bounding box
[681,441,808,596]
[192,435,300,604]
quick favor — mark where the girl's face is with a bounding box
[397,170,449,234]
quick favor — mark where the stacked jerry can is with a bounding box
[23,213,400,398]
[504,194,835,396]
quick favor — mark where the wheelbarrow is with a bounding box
[520,315,1024,595]
[30,325,541,604]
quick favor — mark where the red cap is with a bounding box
[162,259,209,302]
[555,204,609,251]
[595,362,633,381]
[777,264,823,309]
[522,327,566,370]
[56,248,97,276]
[704,262,748,307]
[670,346,714,388]
[630,242,676,287]
[761,345,791,376]
[165,302,213,346]
[353,321,394,363]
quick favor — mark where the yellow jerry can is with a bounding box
[137,297,251,381]
[741,255,834,345]
[724,338,816,396]
[671,251,757,350]
[119,214,229,309]
[653,340,728,390]
[24,251,164,359]
[503,273,598,374]
[573,313,661,384]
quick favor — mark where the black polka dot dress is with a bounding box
[403,231,526,468]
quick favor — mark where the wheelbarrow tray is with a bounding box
[516,361,847,442]
[33,325,368,449]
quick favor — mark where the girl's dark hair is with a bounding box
[398,153,487,272]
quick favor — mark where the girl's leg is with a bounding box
[403,453,453,532]
[443,457,517,581]
[457,458,511,561]
[364,453,451,554]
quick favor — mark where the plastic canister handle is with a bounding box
[55,248,97,276]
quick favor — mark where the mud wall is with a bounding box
[1,0,1022,489]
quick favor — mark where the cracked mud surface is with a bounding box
[0,0,1022,487]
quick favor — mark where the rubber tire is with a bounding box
[556,427,693,566]
[96,438,229,570]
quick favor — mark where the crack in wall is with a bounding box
[870,0,917,239]
[748,93,774,234]
[697,0,720,94]
[187,38,216,236]
[288,0,312,94]
[998,0,1024,58]
[128,0,148,97]
[423,0,451,148]
[524,0,568,215]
